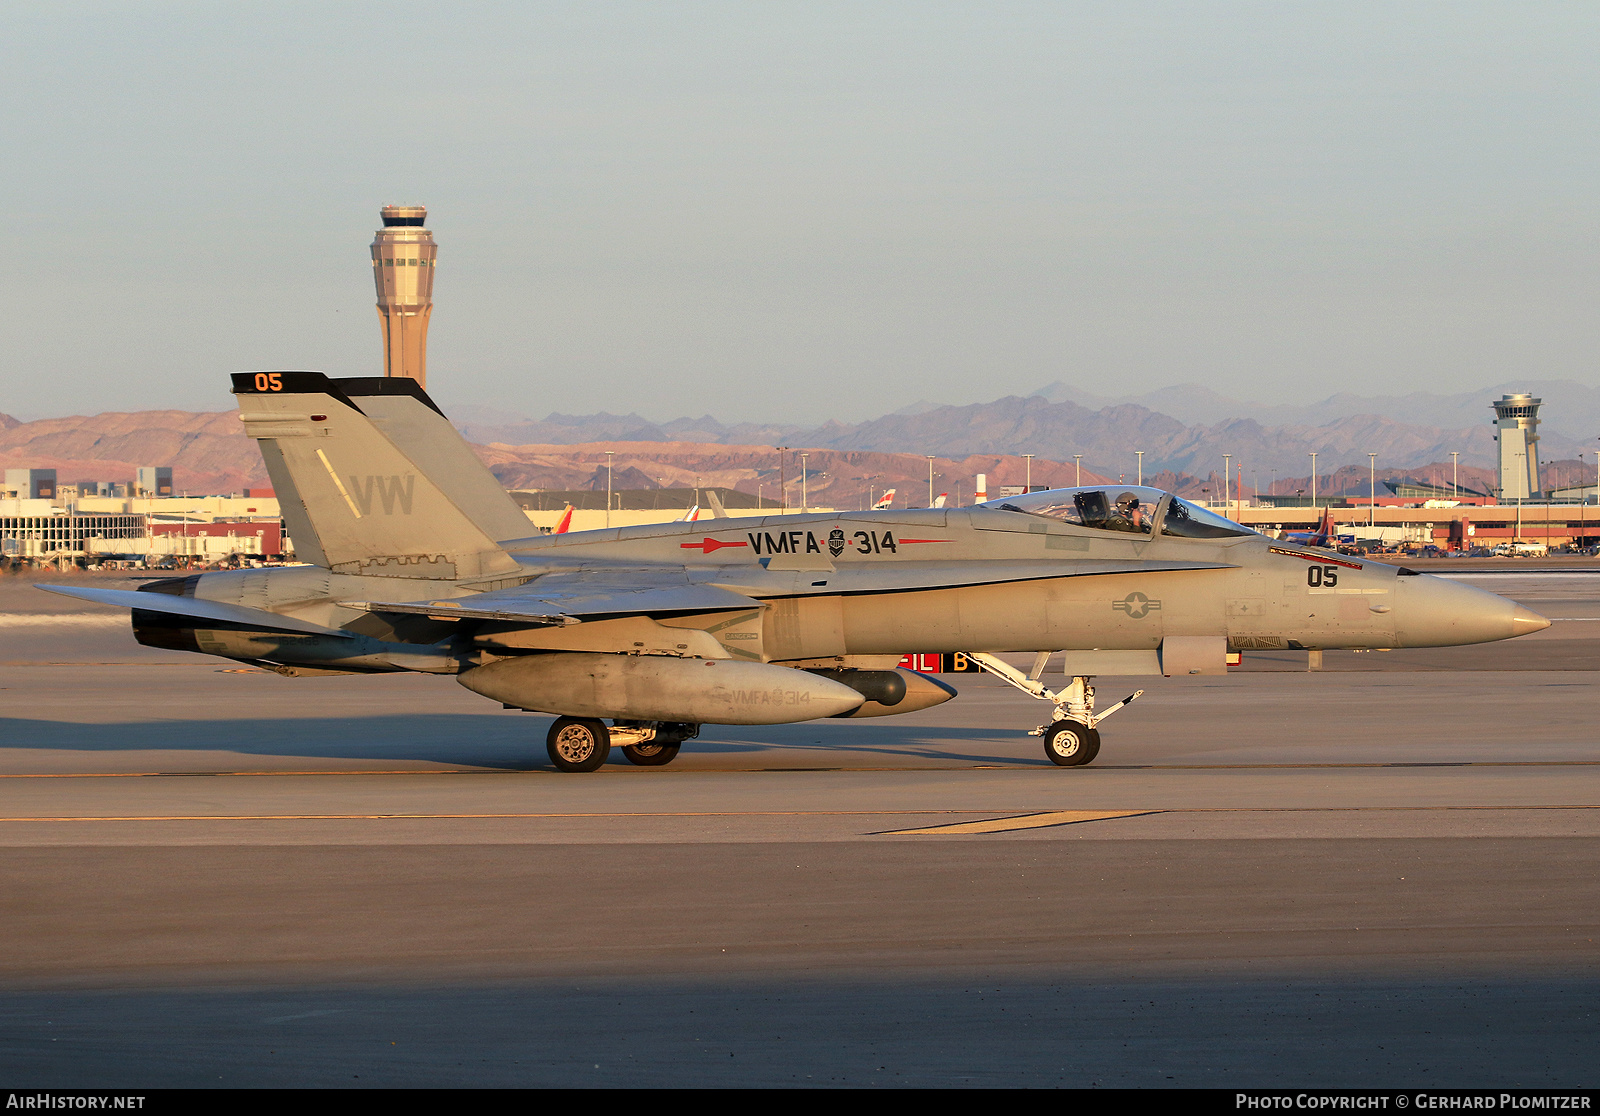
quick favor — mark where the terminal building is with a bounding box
[0,469,287,568]
[3,469,56,500]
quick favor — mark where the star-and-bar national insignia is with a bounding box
[1112,592,1161,619]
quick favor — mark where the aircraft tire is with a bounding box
[1043,720,1100,767]
[547,717,611,772]
[621,742,681,767]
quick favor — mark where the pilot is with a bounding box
[1109,491,1145,532]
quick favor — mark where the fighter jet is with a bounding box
[43,372,1550,772]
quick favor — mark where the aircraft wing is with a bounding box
[350,568,763,626]
[348,558,1229,627]
[35,584,351,636]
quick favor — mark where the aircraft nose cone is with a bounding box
[1393,574,1548,647]
[1511,610,1551,637]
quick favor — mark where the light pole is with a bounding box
[1450,451,1460,499]
[1514,451,1526,541]
[1309,452,1318,513]
[927,456,937,507]
[605,450,615,529]
[777,447,787,512]
[1023,454,1035,494]
[1368,453,1377,528]
[1073,455,1082,487]
[1135,450,1144,487]
[800,453,809,514]
[1222,455,1232,515]
[1582,452,1590,547]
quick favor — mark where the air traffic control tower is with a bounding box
[1492,393,1542,500]
[371,205,436,388]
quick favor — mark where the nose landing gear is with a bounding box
[1042,719,1099,766]
[964,652,1144,768]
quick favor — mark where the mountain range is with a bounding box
[5,379,1593,504]
[1030,379,1600,436]
[453,380,1595,478]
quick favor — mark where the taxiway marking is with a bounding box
[880,810,1160,835]
[0,805,1593,825]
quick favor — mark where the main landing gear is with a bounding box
[963,652,1144,768]
[546,717,610,773]
[545,718,700,773]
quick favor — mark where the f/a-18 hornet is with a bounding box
[46,372,1549,772]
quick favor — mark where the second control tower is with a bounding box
[1492,393,1542,500]
[371,205,436,387]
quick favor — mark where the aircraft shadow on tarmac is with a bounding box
[0,714,1041,769]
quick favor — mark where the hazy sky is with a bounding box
[2,1,1596,423]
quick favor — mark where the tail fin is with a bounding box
[233,371,522,580]
[553,504,574,534]
[334,377,535,545]
[1312,507,1337,547]
[705,490,729,518]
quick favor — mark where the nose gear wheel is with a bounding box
[1043,719,1100,766]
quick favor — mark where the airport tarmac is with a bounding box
[1,568,1597,1087]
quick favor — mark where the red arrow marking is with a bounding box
[680,537,750,554]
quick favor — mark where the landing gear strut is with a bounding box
[621,741,680,767]
[964,652,1144,768]
[610,721,700,767]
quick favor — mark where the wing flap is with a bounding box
[345,600,575,626]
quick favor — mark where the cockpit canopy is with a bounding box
[979,485,1258,539]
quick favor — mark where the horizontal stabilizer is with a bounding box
[36,584,349,636]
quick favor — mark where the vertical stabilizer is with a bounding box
[334,377,535,544]
[232,371,521,580]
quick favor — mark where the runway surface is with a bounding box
[1,568,1597,1087]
